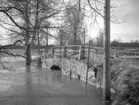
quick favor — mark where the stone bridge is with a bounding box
[43,45,105,86]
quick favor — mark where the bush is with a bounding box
[112,62,139,105]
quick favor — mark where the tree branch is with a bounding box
[87,0,104,18]
[0,50,26,58]
[0,60,14,71]
[0,40,25,49]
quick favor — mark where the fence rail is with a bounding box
[45,45,139,60]
[48,45,105,60]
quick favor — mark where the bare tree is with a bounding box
[83,0,111,101]
[86,0,111,101]
[61,3,85,45]
[57,28,67,45]
[96,29,104,47]
[0,0,62,66]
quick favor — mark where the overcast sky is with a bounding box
[111,0,139,42]
[0,0,138,44]
[89,0,139,42]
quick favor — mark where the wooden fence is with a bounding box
[43,45,139,60]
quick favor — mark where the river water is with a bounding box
[0,57,105,105]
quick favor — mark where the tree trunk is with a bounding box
[35,0,42,67]
[46,35,48,46]
[84,28,86,45]
[73,31,77,45]
[24,0,31,66]
[25,44,31,66]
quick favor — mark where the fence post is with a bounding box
[51,47,54,56]
[63,46,66,57]
[38,56,42,68]
[114,52,118,58]
[78,45,84,60]
[86,41,91,85]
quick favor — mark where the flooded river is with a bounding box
[0,57,104,105]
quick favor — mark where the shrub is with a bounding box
[112,63,139,105]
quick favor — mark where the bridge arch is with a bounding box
[50,64,61,71]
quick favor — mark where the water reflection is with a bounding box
[51,70,62,83]
[25,66,32,93]
[0,65,104,105]
[48,70,64,88]
[25,66,34,105]
[103,101,111,105]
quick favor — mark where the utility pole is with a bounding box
[103,0,111,101]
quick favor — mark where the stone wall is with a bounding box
[44,56,103,86]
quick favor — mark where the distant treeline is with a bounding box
[88,39,139,48]
[111,40,139,48]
